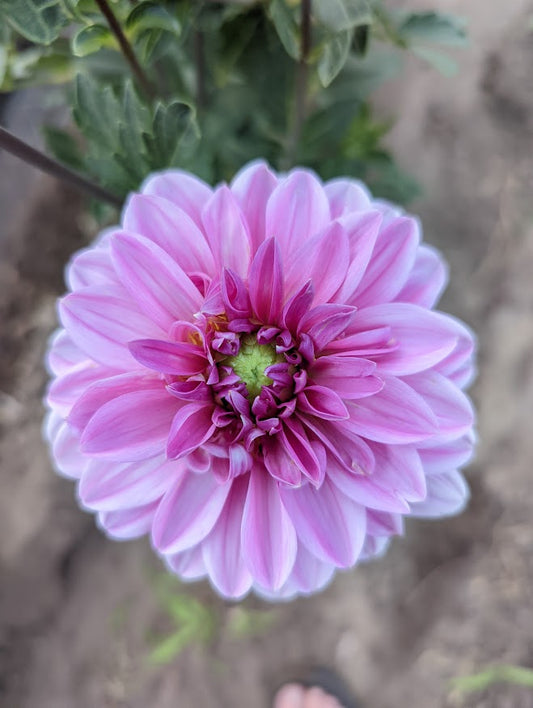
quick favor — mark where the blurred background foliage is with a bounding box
[0,0,467,206]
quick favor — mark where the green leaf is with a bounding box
[73,73,121,150]
[269,0,300,59]
[0,0,68,45]
[313,0,371,33]
[126,1,181,38]
[0,44,8,87]
[411,45,457,76]
[451,665,533,695]
[43,125,84,170]
[352,24,369,56]
[318,29,351,87]
[71,24,114,57]
[399,12,468,47]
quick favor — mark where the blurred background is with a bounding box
[1,0,533,706]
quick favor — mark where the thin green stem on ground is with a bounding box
[0,127,122,208]
[94,0,156,99]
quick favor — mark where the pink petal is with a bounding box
[300,416,375,476]
[47,417,87,480]
[141,169,212,227]
[111,231,202,331]
[324,326,395,357]
[263,436,302,487]
[166,546,206,580]
[347,376,437,444]
[418,433,475,475]
[300,304,356,352]
[80,388,177,461]
[152,471,231,554]
[334,211,383,303]
[123,194,215,275]
[285,221,350,304]
[46,330,86,376]
[366,510,404,536]
[129,338,207,376]
[79,455,178,511]
[409,470,469,518]
[280,478,366,566]
[282,281,314,333]
[69,371,160,433]
[98,500,159,540]
[60,285,164,369]
[221,269,251,319]
[241,465,297,590]
[297,385,349,421]
[349,216,420,307]
[47,360,115,417]
[351,304,460,375]
[202,476,253,598]
[201,185,251,277]
[167,402,216,459]
[265,170,330,261]
[329,461,410,513]
[395,244,448,308]
[66,243,117,290]
[289,544,335,594]
[279,418,325,486]
[310,355,383,399]
[369,442,426,502]
[248,238,284,324]
[405,371,475,439]
[230,160,278,254]
[324,178,371,217]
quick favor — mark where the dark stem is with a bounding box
[0,127,122,209]
[285,0,312,167]
[194,29,207,111]
[94,0,155,99]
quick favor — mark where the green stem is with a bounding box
[285,0,312,167]
[0,127,122,208]
[94,0,155,99]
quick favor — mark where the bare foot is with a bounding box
[274,683,344,708]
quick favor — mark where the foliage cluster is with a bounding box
[0,0,467,205]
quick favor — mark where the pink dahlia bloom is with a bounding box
[44,161,475,600]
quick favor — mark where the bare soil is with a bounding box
[2,2,533,706]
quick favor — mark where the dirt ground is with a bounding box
[2,1,533,706]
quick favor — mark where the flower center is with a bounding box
[226,335,282,399]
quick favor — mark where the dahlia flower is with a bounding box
[44,161,475,600]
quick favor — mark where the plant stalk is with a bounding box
[0,127,122,209]
[285,0,312,167]
[94,0,155,99]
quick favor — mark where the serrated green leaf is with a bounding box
[126,1,181,37]
[0,0,68,45]
[411,45,457,76]
[399,12,468,47]
[43,125,84,170]
[71,24,114,57]
[318,29,351,87]
[73,73,120,150]
[313,0,371,33]
[269,0,300,60]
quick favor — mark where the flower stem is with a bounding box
[94,0,155,100]
[285,0,312,168]
[0,127,122,209]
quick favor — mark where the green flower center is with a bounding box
[227,336,282,399]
